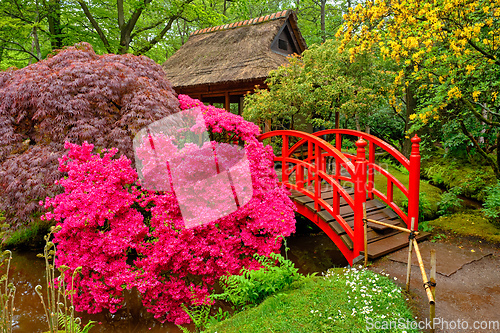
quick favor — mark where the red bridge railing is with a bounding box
[258,129,421,265]
[309,129,421,230]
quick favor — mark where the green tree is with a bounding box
[338,0,500,177]
[243,39,392,132]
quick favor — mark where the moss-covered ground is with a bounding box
[372,166,443,221]
[426,211,500,244]
[420,150,496,202]
[204,268,419,333]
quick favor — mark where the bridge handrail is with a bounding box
[309,129,421,229]
[258,130,356,175]
[258,130,369,262]
[311,129,410,170]
[275,156,356,240]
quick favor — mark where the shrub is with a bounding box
[214,253,304,309]
[41,95,296,325]
[0,43,179,227]
[483,181,500,226]
[437,186,463,216]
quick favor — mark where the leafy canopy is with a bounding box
[338,0,500,176]
[0,43,179,226]
[243,39,391,131]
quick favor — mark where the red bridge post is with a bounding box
[408,135,421,231]
[354,138,367,261]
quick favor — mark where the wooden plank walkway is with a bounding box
[290,186,430,260]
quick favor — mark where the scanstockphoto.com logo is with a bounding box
[366,317,500,331]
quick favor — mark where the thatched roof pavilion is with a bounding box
[162,10,307,113]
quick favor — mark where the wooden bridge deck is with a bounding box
[289,187,430,260]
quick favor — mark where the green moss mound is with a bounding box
[428,211,500,244]
[421,151,496,202]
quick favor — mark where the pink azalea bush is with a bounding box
[42,95,296,324]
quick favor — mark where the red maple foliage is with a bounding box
[0,43,179,226]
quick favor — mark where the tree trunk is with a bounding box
[119,31,131,54]
[48,0,63,49]
[355,113,361,131]
[497,133,500,178]
[479,107,487,144]
[402,84,416,157]
[320,0,326,43]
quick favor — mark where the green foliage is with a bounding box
[431,233,447,243]
[243,39,392,132]
[214,252,305,309]
[0,250,15,333]
[399,192,433,222]
[421,150,496,201]
[437,187,463,216]
[483,181,500,227]
[57,313,95,333]
[177,303,211,333]
[378,157,409,175]
[205,307,231,328]
[418,220,434,233]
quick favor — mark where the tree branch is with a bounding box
[117,0,124,29]
[474,101,500,117]
[123,0,153,37]
[467,38,500,66]
[77,0,113,53]
[133,15,178,55]
[130,17,168,39]
[459,118,500,178]
[0,37,40,61]
[462,98,500,126]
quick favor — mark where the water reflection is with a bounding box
[8,251,188,333]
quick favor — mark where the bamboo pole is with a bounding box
[406,218,415,292]
[366,219,420,235]
[430,249,437,333]
[412,239,435,305]
[363,202,368,268]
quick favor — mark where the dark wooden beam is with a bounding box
[224,91,230,111]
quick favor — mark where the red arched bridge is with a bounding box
[258,129,429,265]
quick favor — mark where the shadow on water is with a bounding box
[283,213,348,274]
[7,214,347,332]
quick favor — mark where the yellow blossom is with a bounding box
[448,86,462,100]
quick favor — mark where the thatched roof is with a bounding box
[162,10,307,89]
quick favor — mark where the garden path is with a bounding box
[370,236,500,332]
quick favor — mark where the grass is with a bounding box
[205,267,419,333]
[427,211,500,244]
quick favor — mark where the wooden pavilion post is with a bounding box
[224,91,230,112]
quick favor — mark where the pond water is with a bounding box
[7,216,346,333]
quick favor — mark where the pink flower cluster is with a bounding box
[41,95,296,325]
